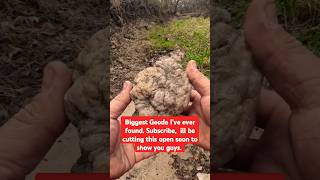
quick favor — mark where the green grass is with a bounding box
[148,17,210,75]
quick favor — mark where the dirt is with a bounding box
[110,20,153,98]
[0,0,106,125]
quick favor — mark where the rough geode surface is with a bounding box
[211,8,263,168]
[130,51,192,116]
[64,29,108,172]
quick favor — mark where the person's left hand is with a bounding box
[109,81,155,179]
[0,61,72,180]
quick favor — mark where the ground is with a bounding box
[148,16,210,75]
[110,20,151,98]
[110,16,210,97]
[0,0,106,176]
[0,0,106,125]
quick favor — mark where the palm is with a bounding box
[110,118,155,178]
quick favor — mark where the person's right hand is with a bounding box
[242,0,320,180]
[186,61,210,150]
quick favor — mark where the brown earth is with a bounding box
[0,0,106,125]
[110,20,153,98]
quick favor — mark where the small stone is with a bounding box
[196,166,203,171]
[197,173,210,180]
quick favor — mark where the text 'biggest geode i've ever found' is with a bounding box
[130,51,192,116]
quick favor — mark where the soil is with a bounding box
[110,20,153,98]
[0,0,106,125]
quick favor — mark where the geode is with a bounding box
[130,51,192,116]
[211,8,263,168]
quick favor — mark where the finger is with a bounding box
[110,81,133,120]
[190,90,201,103]
[257,88,291,128]
[0,61,72,178]
[186,61,210,96]
[183,90,201,115]
[245,0,320,109]
[198,120,210,150]
[184,90,202,114]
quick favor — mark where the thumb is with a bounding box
[110,81,133,120]
[245,0,320,109]
[186,61,210,96]
[0,61,72,179]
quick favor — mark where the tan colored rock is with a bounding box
[130,51,192,116]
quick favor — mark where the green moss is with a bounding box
[148,17,210,76]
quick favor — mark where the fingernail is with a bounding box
[190,60,198,71]
[265,0,278,28]
[42,65,55,91]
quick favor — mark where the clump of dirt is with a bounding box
[110,20,153,98]
[130,50,192,116]
[0,0,106,125]
[171,145,210,179]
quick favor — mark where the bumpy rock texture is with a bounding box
[130,50,192,116]
[64,29,108,172]
[211,8,263,168]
